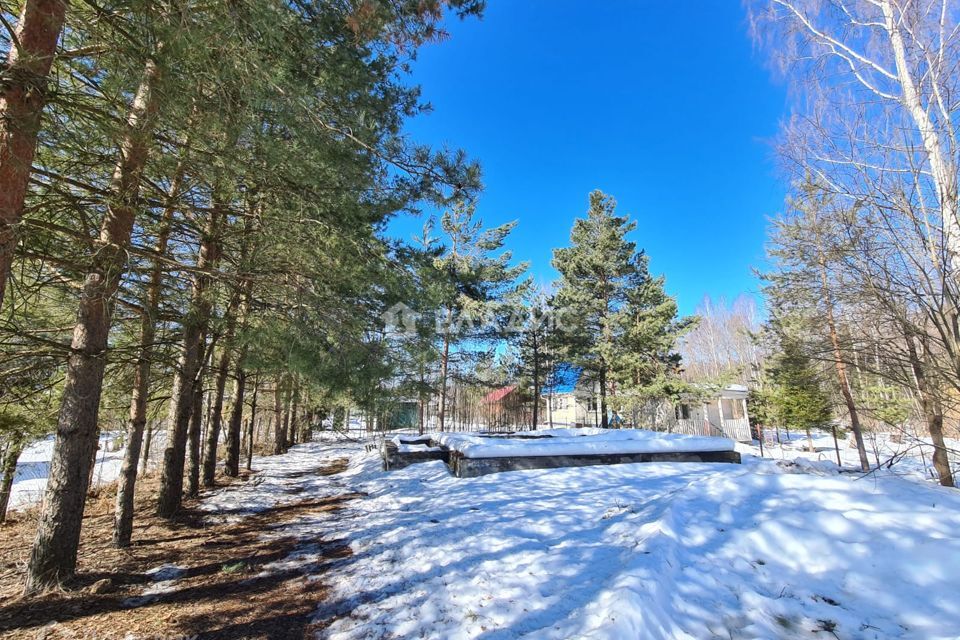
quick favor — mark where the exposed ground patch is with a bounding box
[0,458,355,639]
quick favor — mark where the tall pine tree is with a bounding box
[766,326,833,451]
[434,200,528,430]
[553,190,680,427]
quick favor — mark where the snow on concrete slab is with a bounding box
[397,443,442,453]
[433,428,735,459]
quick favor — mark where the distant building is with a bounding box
[543,368,605,428]
[542,367,753,441]
[671,384,752,441]
[387,400,420,430]
[481,385,535,431]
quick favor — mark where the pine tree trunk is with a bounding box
[0,0,67,307]
[247,375,259,471]
[156,329,201,516]
[289,378,300,447]
[531,334,540,430]
[814,217,870,471]
[185,376,205,498]
[438,328,450,431]
[827,315,869,469]
[201,344,231,487]
[139,420,153,476]
[113,164,182,547]
[223,365,246,477]
[273,380,284,455]
[0,440,25,523]
[418,394,425,435]
[281,385,291,450]
[156,202,222,517]
[219,207,254,476]
[25,58,160,593]
[599,367,608,429]
[198,184,248,486]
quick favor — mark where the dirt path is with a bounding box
[0,458,358,639]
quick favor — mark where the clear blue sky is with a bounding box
[390,1,788,317]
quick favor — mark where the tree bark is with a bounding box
[599,367,608,429]
[0,439,25,523]
[0,0,67,307]
[139,420,153,476]
[246,376,258,471]
[288,377,300,447]
[531,332,540,430]
[907,333,955,487]
[185,370,205,498]
[273,379,285,454]
[156,202,222,517]
[201,342,231,487]
[813,204,870,471]
[438,327,450,431]
[223,365,246,477]
[217,205,255,476]
[878,0,960,262]
[113,164,182,547]
[25,58,160,593]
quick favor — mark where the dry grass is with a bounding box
[0,459,356,639]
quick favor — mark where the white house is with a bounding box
[542,368,753,441]
[545,380,603,428]
[671,384,752,441]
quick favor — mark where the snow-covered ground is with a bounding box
[8,430,165,510]
[9,433,122,509]
[737,428,960,486]
[168,433,960,639]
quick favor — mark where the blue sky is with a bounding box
[390,1,788,317]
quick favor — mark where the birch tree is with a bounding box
[749,0,960,262]
[751,0,960,485]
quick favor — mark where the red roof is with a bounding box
[482,385,517,404]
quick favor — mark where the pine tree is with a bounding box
[433,200,528,430]
[612,269,694,418]
[0,0,67,308]
[552,190,662,428]
[8,0,486,591]
[766,330,833,451]
[764,180,870,470]
[512,288,553,429]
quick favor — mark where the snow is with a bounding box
[197,438,358,522]
[737,428,960,485]
[397,443,442,453]
[169,434,960,639]
[392,434,431,444]
[8,432,131,510]
[144,564,187,582]
[432,428,735,459]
